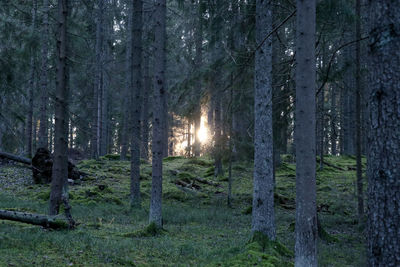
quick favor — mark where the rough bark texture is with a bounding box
[330,85,337,155]
[295,0,317,266]
[49,0,69,216]
[25,0,37,158]
[149,0,167,227]
[120,1,132,161]
[367,1,400,266]
[141,53,150,161]
[355,0,364,221]
[38,0,49,149]
[130,0,143,207]
[91,0,104,159]
[251,0,276,241]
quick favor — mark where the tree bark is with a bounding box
[149,0,167,227]
[0,210,70,229]
[251,0,276,241]
[38,0,49,149]
[295,0,317,266]
[25,0,37,158]
[49,0,69,216]
[367,1,400,266]
[130,0,143,207]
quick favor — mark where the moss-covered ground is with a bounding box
[0,155,366,266]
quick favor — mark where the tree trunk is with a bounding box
[355,0,364,222]
[149,0,167,227]
[367,1,400,266]
[25,0,37,158]
[251,0,276,240]
[0,210,70,229]
[130,0,143,207]
[330,84,337,155]
[91,0,104,159]
[141,53,150,161]
[49,0,69,216]
[38,0,49,149]
[295,0,317,266]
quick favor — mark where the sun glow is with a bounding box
[197,116,209,144]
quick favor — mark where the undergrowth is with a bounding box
[0,155,366,266]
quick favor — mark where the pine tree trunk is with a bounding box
[149,0,167,227]
[91,0,104,159]
[130,0,143,207]
[295,0,317,265]
[141,53,150,161]
[49,0,69,216]
[355,0,363,222]
[25,0,37,158]
[251,0,275,240]
[330,85,337,155]
[38,0,49,149]
[367,1,400,265]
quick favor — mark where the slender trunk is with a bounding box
[120,5,132,161]
[38,0,49,149]
[130,0,143,207]
[251,0,275,240]
[49,0,69,216]
[141,53,150,161]
[355,0,363,222]
[25,0,38,158]
[91,0,104,159]
[193,0,203,157]
[186,119,191,157]
[295,0,317,265]
[149,0,167,227]
[367,2,400,265]
[330,85,337,155]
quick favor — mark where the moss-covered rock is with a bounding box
[123,222,166,238]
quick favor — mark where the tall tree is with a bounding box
[25,0,38,158]
[251,0,275,240]
[91,0,104,159]
[130,0,143,207]
[149,0,167,227]
[367,1,400,266]
[295,0,317,265]
[49,0,69,215]
[38,0,49,149]
[354,0,363,222]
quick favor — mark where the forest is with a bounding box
[0,0,399,266]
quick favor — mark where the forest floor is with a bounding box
[0,154,366,266]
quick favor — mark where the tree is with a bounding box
[49,0,69,216]
[367,1,400,266]
[149,0,167,227]
[294,0,317,265]
[130,0,143,207]
[251,0,275,240]
[38,0,49,149]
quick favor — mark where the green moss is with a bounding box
[163,156,184,162]
[186,158,213,167]
[204,166,215,177]
[36,190,50,201]
[177,172,194,180]
[163,190,188,202]
[242,206,252,215]
[123,222,166,238]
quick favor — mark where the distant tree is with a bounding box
[367,1,400,266]
[251,0,275,240]
[149,0,167,227]
[294,0,317,266]
[38,0,49,150]
[130,0,143,207]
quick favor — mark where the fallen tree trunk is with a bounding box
[0,209,71,229]
[0,149,85,184]
[194,177,221,187]
[0,151,31,165]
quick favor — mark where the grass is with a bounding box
[0,154,366,266]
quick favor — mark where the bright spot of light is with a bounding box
[197,116,209,144]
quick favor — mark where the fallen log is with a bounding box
[0,148,85,184]
[0,209,70,229]
[0,151,31,165]
[194,177,221,187]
